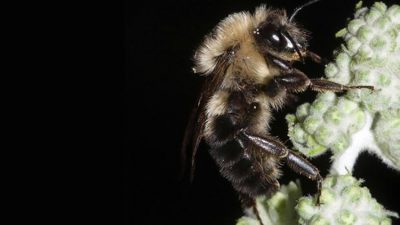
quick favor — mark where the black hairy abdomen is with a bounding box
[209,140,271,197]
[206,91,278,197]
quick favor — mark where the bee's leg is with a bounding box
[238,130,322,204]
[237,130,288,158]
[271,69,373,93]
[252,199,264,225]
[309,78,374,92]
[235,131,288,195]
[239,194,265,225]
[286,150,322,205]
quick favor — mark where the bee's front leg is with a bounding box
[309,78,374,92]
[272,68,374,93]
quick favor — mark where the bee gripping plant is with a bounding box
[237,2,399,225]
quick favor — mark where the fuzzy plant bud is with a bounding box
[328,2,400,112]
[296,174,398,225]
[287,2,400,172]
[372,109,400,169]
[286,93,367,157]
[237,181,302,225]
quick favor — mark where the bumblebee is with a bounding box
[182,0,373,223]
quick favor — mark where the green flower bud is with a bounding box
[325,63,339,78]
[287,94,367,157]
[237,182,302,225]
[303,116,320,134]
[296,197,316,221]
[337,210,356,225]
[372,109,400,170]
[296,103,311,121]
[331,3,400,112]
[347,19,365,35]
[288,2,400,170]
[331,134,349,154]
[296,175,397,225]
[309,216,330,225]
[319,188,336,205]
[357,26,374,42]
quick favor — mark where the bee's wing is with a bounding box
[180,59,229,182]
[179,88,204,181]
[182,95,205,181]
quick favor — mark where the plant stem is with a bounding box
[330,112,379,175]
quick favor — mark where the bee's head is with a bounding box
[254,11,309,62]
[254,0,321,63]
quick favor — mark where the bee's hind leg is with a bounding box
[285,150,323,205]
[236,130,289,158]
[236,131,323,204]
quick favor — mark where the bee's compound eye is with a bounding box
[255,23,285,50]
[269,33,281,45]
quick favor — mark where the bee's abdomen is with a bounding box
[205,90,279,197]
[209,140,278,197]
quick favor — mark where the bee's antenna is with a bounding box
[289,0,321,22]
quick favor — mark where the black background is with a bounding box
[124,0,400,224]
